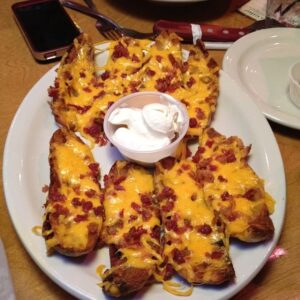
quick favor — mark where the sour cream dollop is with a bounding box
[108,103,184,151]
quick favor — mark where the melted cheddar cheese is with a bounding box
[196,128,275,242]
[101,161,162,293]
[43,129,103,255]
[155,158,234,284]
[49,32,219,147]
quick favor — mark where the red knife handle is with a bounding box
[153,20,250,42]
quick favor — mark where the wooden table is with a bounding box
[1,0,299,299]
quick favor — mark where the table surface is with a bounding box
[1,0,300,299]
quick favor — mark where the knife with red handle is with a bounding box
[153,20,250,42]
[153,19,285,43]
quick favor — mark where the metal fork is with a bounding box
[62,0,157,40]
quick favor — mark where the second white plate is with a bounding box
[223,28,300,130]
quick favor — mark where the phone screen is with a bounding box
[13,0,80,52]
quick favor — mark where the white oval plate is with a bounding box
[3,64,285,299]
[223,28,300,130]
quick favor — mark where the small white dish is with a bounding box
[223,28,300,130]
[289,61,300,108]
[104,91,189,165]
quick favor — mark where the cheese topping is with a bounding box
[49,32,219,148]
[155,159,234,284]
[43,130,103,254]
[198,128,275,241]
[103,161,162,272]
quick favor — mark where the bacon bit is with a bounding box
[161,200,174,213]
[140,194,152,206]
[165,216,178,232]
[79,72,86,78]
[192,147,205,163]
[208,58,218,69]
[71,197,81,207]
[158,186,176,201]
[172,248,190,264]
[101,71,110,80]
[83,87,92,93]
[189,118,198,128]
[63,71,73,80]
[194,169,214,185]
[107,219,124,235]
[187,76,196,88]
[181,99,189,107]
[209,164,218,171]
[68,104,91,114]
[115,185,125,191]
[42,185,49,193]
[48,86,59,100]
[181,163,190,171]
[221,191,232,201]
[113,175,126,185]
[210,250,223,259]
[141,209,152,221]
[119,209,124,218]
[146,68,156,77]
[160,157,176,170]
[151,225,161,241]
[129,80,140,93]
[205,140,214,148]
[164,263,175,280]
[195,107,205,120]
[124,226,147,246]
[82,201,93,212]
[74,214,88,223]
[168,54,180,69]
[227,212,240,221]
[131,202,142,213]
[112,42,129,59]
[84,124,101,139]
[53,204,69,218]
[216,149,237,163]
[243,188,262,201]
[103,175,109,186]
[85,189,96,198]
[191,193,197,201]
[93,90,106,100]
[88,163,100,177]
[156,55,162,63]
[132,54,140,62]
[218,175,228,182]
[204,96,215,107]
[49,188,66,202]
[129,215,138,223]
[197,158,212,170]
[197,224,212,235]
[93,206,103,216]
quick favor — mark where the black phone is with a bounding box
[12,0,80,62]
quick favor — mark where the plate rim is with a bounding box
[2,65,286,299]
[222,27,300,130]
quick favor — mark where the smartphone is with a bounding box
[12,0,81,62]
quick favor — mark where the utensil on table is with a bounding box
[153,18,286,43]
[62,0,157,40]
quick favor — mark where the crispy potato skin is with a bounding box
[101,161,161,297]
[42,129,103,257]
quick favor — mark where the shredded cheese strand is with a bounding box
[32,225,42,236]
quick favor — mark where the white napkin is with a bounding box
[0,239,16,300]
